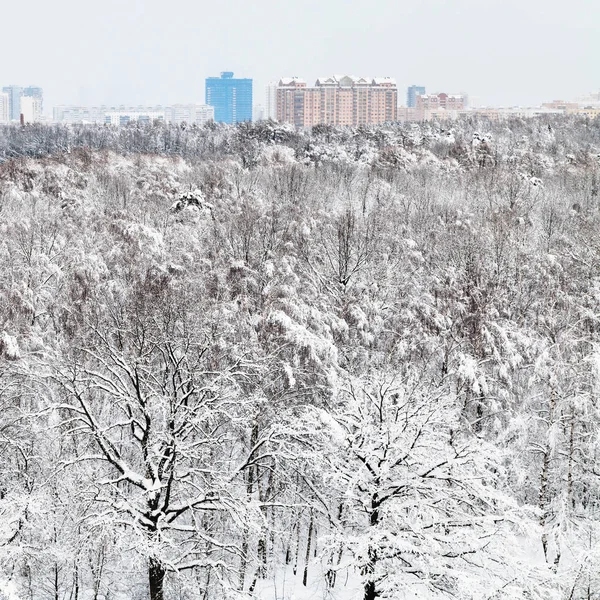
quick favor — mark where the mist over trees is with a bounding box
[1,116,600,599]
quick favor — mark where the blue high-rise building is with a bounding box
[205,72,252,124]
[407,85,426,108]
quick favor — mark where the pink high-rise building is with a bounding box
[276,75,397,127]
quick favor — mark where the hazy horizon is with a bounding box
[3,0,599,113]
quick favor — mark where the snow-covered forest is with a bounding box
[1,116,600,600]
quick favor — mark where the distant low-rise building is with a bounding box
[54,105,165,124]
[277,75,397,128]
[104,110,166,125]
[53,105,105,123]
[541,100,580,112]
[53,104,213,125]
[165,104,214,125]
[568,107,600,118]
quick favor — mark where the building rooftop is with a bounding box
[279,77,306,84]
[278,75,397,90]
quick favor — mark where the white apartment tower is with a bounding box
[0,93,9,123]
[265,82,277,120]
[253,104,265,122]
[20,96,41,123]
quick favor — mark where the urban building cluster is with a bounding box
[0,85,43,124]
[2,74,600,128]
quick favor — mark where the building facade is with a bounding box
[265,82,278,120]
[2,86,23,121]
[24,86,43,113]
[165,104,214,125]
[407,85,426,108]
[53,105,106,123]
[415,93,466,120]
[20,96,41,123]
[104,111,165,125]
[53,104,213,125]
[1,85,44,121]
[205,72,252,124]
[276,75,397,128]
[0,93,9,123]
[252,104,265,122]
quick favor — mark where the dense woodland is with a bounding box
[1,116,600,600]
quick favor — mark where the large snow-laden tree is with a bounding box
[47,307,271,600]
[305,374,558,600]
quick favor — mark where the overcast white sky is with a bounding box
[3,0,599,112]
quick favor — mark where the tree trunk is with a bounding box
[239,421,258,590]
[302,511,314,586]
[363,495,380,600]
[567,409,575,509]
[54,562,59,600]
[149,556,166,600]
[326,503,344,589]
[539,389,557,563]
[72,560,79,600]
[292,519,300,575]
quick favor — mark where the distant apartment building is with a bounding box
[407,85,426,108]
[1,85,43,121]
[265,82,278,120]
[541,100,580,112]
[2,86,23,121]
[54,105,165,124]
[165,104,214,125]
[104,111,166,126]
[205,72,252,124]
[0,93,9,123]
[24,86,43,113]
[415,93,466,120]
[539,99,600,118]
[573,107,600,118]
[53,105,106,123]
[53,104,213,125]
[276,75,397,128]
[252,104,265,122]
[20,96,41,123]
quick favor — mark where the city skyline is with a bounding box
[2,76,599,121]
[1,0,598,114]
[3,77,600,126]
